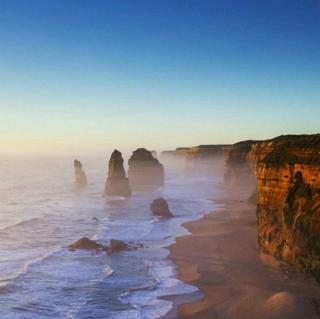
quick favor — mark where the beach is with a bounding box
[164,186,320,319]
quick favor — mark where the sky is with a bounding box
[0,0,319,155]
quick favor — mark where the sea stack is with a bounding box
[128,148,164,191]
[74,159,87,186]
[105,150,131,197]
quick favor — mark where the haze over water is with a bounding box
[0,155,223,318]
[1,1,319,318]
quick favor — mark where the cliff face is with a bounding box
[105,150,131,197]
[162,144,231,174]
[255,135,320,280]
[186,145,231,161]
[225,134,320,280]
[74,160,87,186]
[128,148,164,190]
[224,140,260,187]
[162,145,231,159]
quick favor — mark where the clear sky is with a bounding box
[0,0,319,155]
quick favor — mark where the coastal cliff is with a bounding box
[256,135,320,280]
[224,140,260,187]
[162,144,231,174]
[225,134,320,280]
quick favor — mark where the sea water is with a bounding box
[0,155,224,318]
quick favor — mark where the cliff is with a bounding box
[105,150,131,197]
[225,134,320,281]
[128,148,164,190]
[224,140,261,187]
[162,144,231,174]
[162,145,231,159]
[255,135,320,280]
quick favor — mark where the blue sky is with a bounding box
[0,0,319,154]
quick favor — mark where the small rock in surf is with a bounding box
[150,198,173,218]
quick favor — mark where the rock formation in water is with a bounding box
[107,239,129,254]
[68,237,132,254]
[150,198,173,218]
[105,150,131,197]
[225,134,320,281]
[128,148,164,190]
[68,237,106,251]
[74,159,87,186]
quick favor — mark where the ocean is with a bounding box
[0,155,223,318]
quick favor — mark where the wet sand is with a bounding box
[163,186,320,319]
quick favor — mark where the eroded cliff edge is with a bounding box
[162,144,231,174]
[225,134,320,281]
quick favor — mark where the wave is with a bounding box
[0,168,221,318]
[104,265,114,276]
[116,214,204,319]
[117,195,217,318]
[0,247,61,292]
[0,216,43,234]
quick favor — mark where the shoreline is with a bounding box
[162,186,320,319]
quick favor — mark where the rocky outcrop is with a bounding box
[68,237,106,251]
[225,134,320,281]
[108,239,129,254]
[105,150,131,197]
[255,135,320,280]
[150,198,173,218]
[68,237,132,254]
[74,159,87,186]
[128,148,164,190]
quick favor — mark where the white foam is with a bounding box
[104,265,114,276]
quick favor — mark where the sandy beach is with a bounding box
[163,186,320,319]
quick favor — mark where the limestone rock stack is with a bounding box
[105,150,131,197]
[74,159,87,186]
[128,148,164,190]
